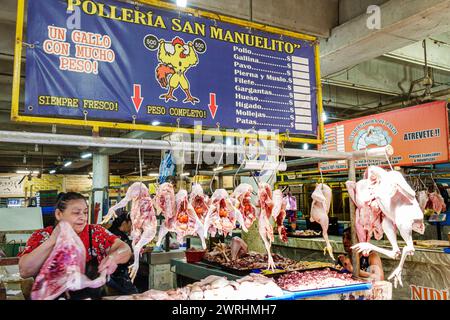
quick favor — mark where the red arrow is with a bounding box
[208,93,218,119]
[131,84,143,113]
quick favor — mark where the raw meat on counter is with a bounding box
[31,221,107,300]
[189,183,209,222]
[101,182,158,281]
[350,166,425,288]
[223,252,308,272]
[157,189,207,249]
[230,183,257,229]
[113,274,283,300]
[309,183,335,260]
[203,242,308,272]
[290,230,321,237]
[203,189,248,238]
[275,268,363,291]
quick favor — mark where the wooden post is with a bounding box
[347,159,360,278]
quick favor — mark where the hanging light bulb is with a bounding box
[303,143,309,150]
[322,112,328,122]
[176,0,187,7]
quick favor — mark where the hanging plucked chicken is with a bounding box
[309,183,335,260]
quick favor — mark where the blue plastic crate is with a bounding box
[40,206,55,215]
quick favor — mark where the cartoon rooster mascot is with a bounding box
[156,37,199,105]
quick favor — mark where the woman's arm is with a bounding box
[98,238,132,275]
[368,252,384,280]
[108,238,132,264]
[18,231,58,279]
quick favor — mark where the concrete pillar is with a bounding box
[93,153,109,224]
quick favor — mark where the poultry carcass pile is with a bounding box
[204,241,306,272]
[230,183,257,230]
[203,189,247,238]
[189,183,209,222]
[223,252,307,272]
[115,274,283,300]
[350,166,425,288]
[102,182,158,281]
[157,188,207,249]
[275,268,363,291]
[309,183,335,260]
[31,221,107,300]
[203,242,232,264]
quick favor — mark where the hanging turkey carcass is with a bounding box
[351,166,425,288]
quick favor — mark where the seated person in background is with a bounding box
[284,192,297,231]
[338,227,384,281]
[106,212,138,295]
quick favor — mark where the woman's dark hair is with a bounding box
[55,192,87,212]
[109,212,131,233]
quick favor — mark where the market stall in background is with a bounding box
[0,0,449,301]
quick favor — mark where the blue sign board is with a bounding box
[24,0,319,135]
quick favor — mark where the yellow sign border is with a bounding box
[11,0,324,144]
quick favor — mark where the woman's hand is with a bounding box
[98,255,118,276]
[47,223,61,246]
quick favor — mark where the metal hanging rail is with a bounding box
[0,130,393,160]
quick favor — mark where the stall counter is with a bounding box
[170,258,378,300]
[272,236,450,300]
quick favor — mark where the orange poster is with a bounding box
[319,101,449,171]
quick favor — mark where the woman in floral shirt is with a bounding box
[18,192,132,299]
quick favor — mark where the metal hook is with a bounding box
[384,148,394,171]
[285,129,290,142]
[22,42,35,49]
[138,148,143,182]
